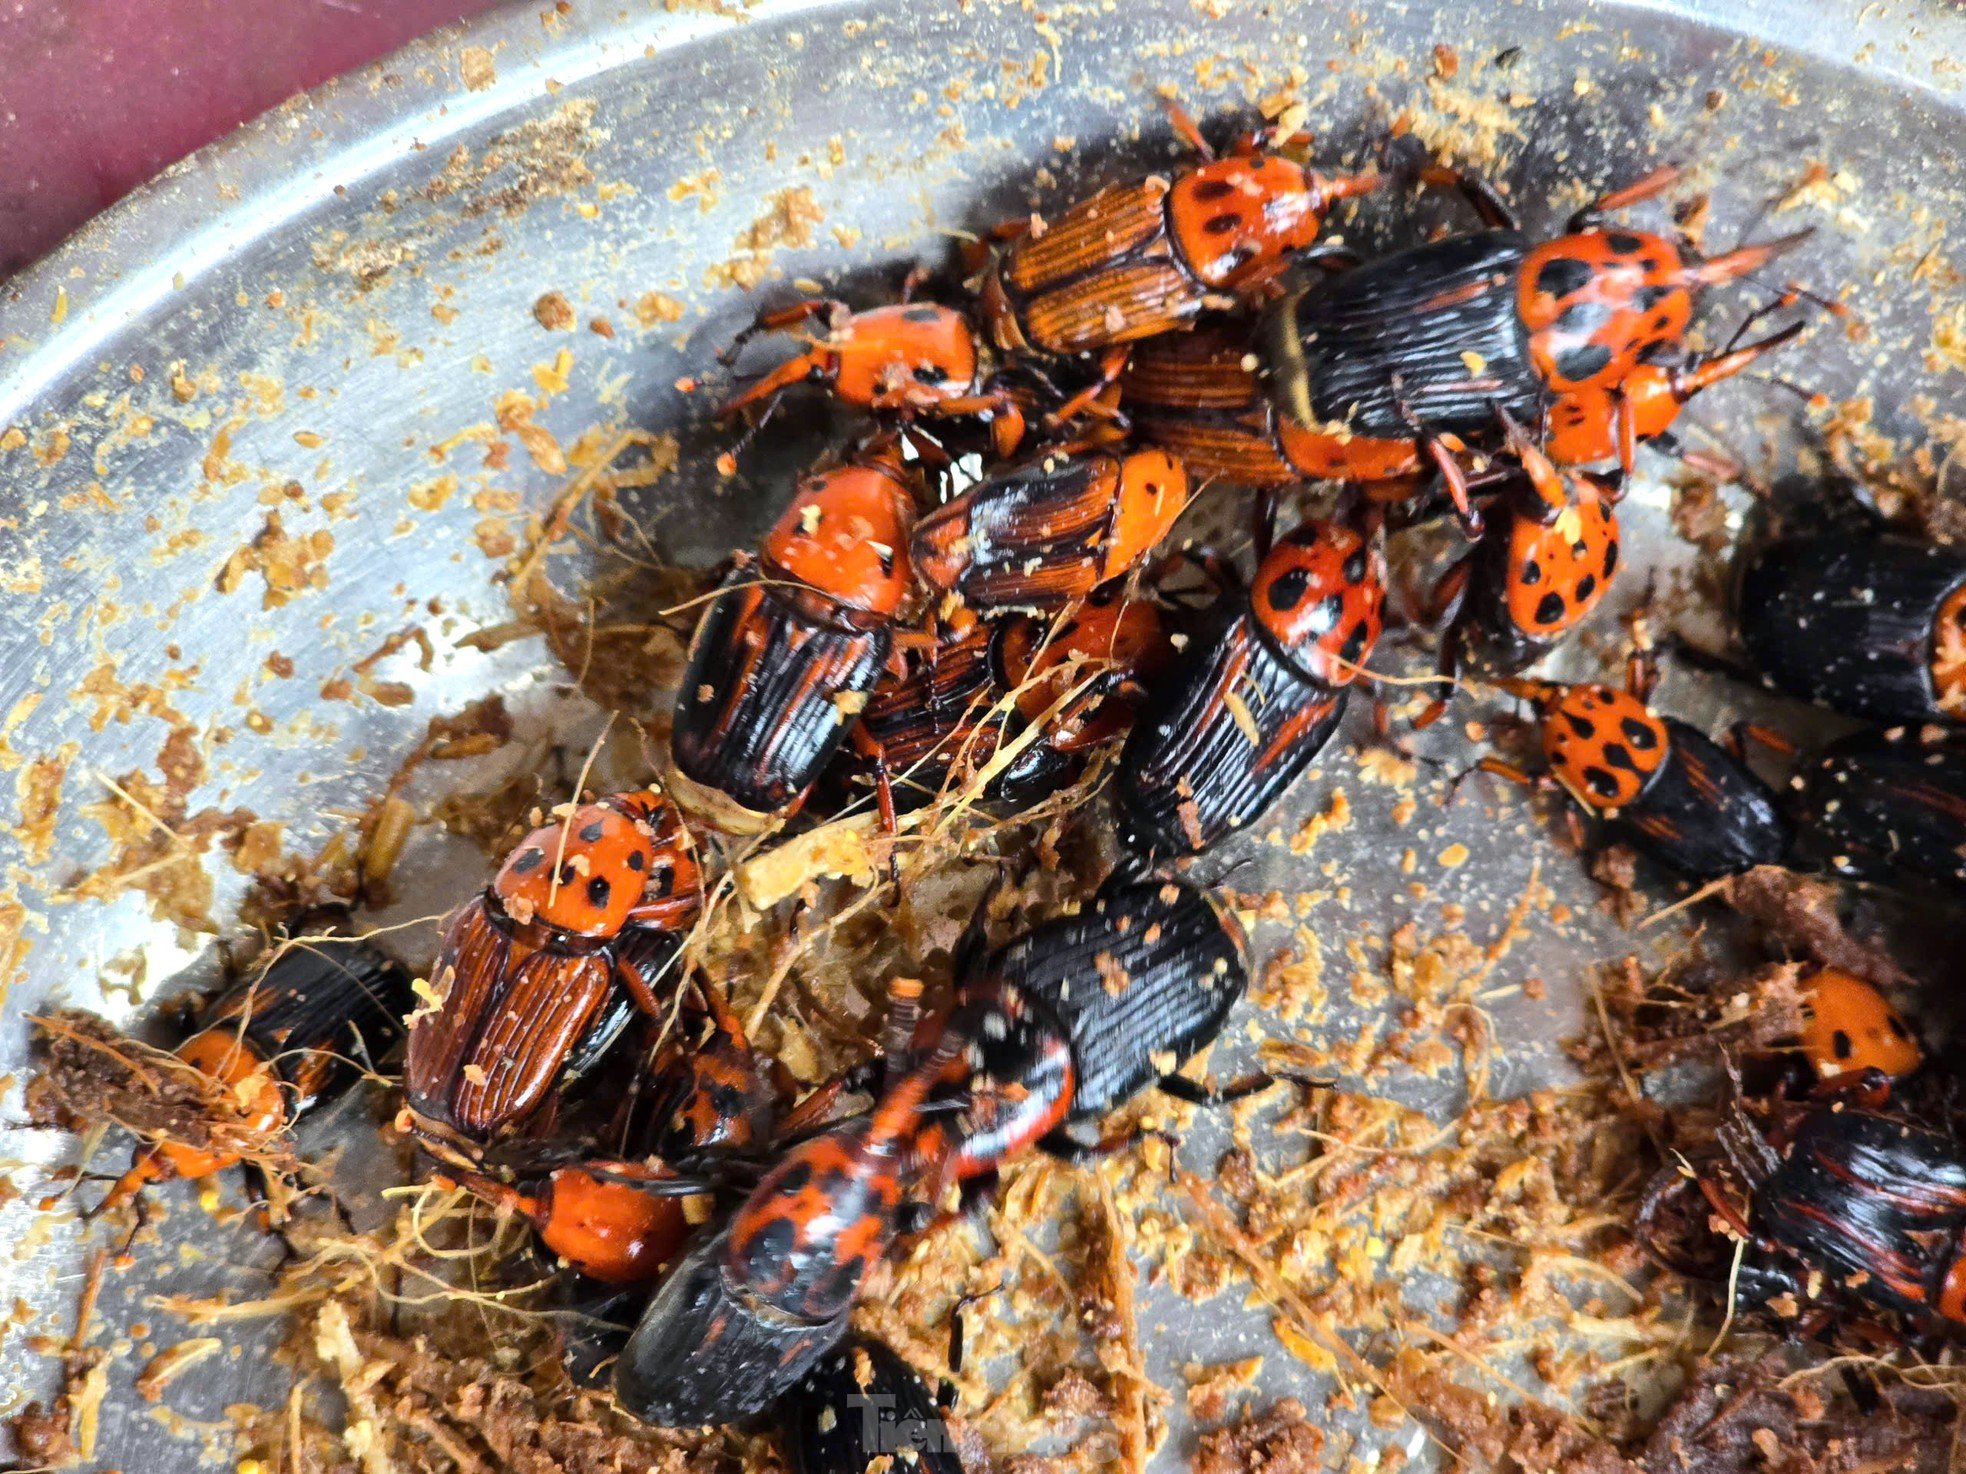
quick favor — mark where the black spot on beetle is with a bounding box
[773,1161,814,1197]
[1267,566,1311,611]
[579,821,606,843]
[1520,559,1543,586]
[1342,549,1368,584]
[586,875,612,909]
[1602,743,1637,772]
[1191,178,1235,201]
[1602,540,1620,577]
[1634,283,1672,311]
[1584,766,1620,798]
[1341,620,1371,664]
[913,363,950,384]
[739,1216,798,1276]
[558,862,580,885]
[1556,343,1614,383]
[1621,717,1658,749]
[1535,257,1595,300]
[627,849,647,872]
[1574,572,1598,603]
[1890,1015,1911,1039]
[511,847,546,873]
[902,305,944,323]
[1534,591,1568,627]
[1833,1028,1854,1061]
[1566,713,1597,739]
[1205,211,1244,235]
[1607,232,1645,255]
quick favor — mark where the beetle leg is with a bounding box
[1294,241,1363,276]
[1161,99,1217,160]
[1808,1064,1896,1110]
[1046,346,1132,429]
[1566,163,1682,233]
[1043,1124,1185,1165]
[1495,404,1570,516]
[720,349,838,418]
[1414,553,1473,633]
[1422,433,1484,538]
[850,725,903,847]
[574,1159,725,1195]
[1419,162,1519,231]
[1725,721,1799,763]
[1155,1071,1326,1108]
[1693,1173,1757,1244]
[1442,755,1545,808]
[904,387,1028,456]
[1614,387,1638,475]
[719,299,841,369]
[897,266,933,304]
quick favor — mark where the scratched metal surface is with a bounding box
[0,0,1962,1465]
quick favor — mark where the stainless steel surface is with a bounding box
[0,0,1962,1465]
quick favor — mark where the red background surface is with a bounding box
[0,0,503,275]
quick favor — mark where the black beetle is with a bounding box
[1116,516,1384,857]
[781,1338,965,1474]
[1736,481,1966,729]
[1735,1103,1966,1326]
[1788,729,1966,900]
[962,870,1252,1155]
[1478,674,1792,882]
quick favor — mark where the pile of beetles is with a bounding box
[87,103,1966,1462]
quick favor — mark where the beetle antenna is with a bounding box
[1686,229,1812,287]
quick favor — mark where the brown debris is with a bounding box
[298,1300,738,1474]
[1396,1351,1957,1474]
[24,1010,294,1173]
[1720,866,1916,989]
[1193,1399,1326,1474]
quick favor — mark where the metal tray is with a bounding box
[1,0,1962,1465]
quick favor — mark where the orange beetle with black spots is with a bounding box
[718,297,1031,458]
[669,438,925,833]
[404,788,702,1165]
[1472,674,1790,882]
[1796,968,1921,1087]
[1118,514,1386,856]
[971,106,1377,424]
[614,1025,975,1427]
[1414,430,1624,724]
[1252,164,1804,530]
